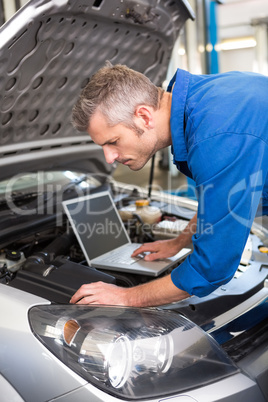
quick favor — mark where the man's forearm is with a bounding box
[123,274,190,307]
[175,213,197,249]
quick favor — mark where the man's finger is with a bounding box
[131,243,158,257]
[75,295,95,305]
[131,245,146,256]
[70,284,92,303]
[143,252,160,261]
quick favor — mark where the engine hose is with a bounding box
[23,231,76,272]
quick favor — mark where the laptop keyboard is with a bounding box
[101,244,141,265]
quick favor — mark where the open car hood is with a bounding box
[0,0,194,181]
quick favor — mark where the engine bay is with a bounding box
[1,185,195,301]
[1,180,268,344]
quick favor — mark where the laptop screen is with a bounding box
[63,192,130,261]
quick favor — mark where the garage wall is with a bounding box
[217,0,268,74]
[168,0,268,77]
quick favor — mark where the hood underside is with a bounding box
[0,0,194,180]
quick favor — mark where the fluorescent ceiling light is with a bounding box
[218,37,257,51]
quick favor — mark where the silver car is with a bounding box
[0,1,267,401]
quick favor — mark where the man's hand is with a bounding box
[70,281,127,305]
[132,213,197,261]
[131,238,182,261]
[70,275,190,307]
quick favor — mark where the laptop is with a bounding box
[62,191,191,277]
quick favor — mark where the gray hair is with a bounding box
[72,62,164,133]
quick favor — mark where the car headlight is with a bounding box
[29,305,238,399]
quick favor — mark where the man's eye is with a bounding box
[110,140,117,145]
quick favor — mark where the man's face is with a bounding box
[88,110,158,171]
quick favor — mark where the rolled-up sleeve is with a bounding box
[171,132,268,297]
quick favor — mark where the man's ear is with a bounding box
[134,105,155,129]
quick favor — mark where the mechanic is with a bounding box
[70,62,268,307]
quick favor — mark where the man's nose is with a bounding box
[103,145,119,164]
